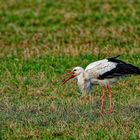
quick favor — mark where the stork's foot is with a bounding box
[100,87,105,115]
[101,108,104,114]
[101,97,105,114]
[109,107,113,115]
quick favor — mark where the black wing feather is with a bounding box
[98,56,140,80]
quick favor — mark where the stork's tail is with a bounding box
[120,63,140,75]
[108,55,140,75]
[131,66,140,75]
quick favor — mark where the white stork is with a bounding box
[62,55,140,114]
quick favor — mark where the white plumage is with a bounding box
[85,59,117,78]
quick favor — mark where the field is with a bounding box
[0,0,140,139]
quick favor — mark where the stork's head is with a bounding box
[72,67,84,76]
[62,66,84,85]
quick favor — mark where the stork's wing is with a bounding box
[85,56,140,80]
[85,59,117,79]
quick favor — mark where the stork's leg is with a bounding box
[101,86,105,114]
[106,85,113,114]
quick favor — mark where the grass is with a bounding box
[0,0,140,139]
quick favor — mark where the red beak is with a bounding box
[61,71,77,85]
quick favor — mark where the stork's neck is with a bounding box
[76,70,92,95]
[76,71,87,83]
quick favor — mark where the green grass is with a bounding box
[0,0,140,139]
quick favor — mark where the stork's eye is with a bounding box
[73,69,76,71]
